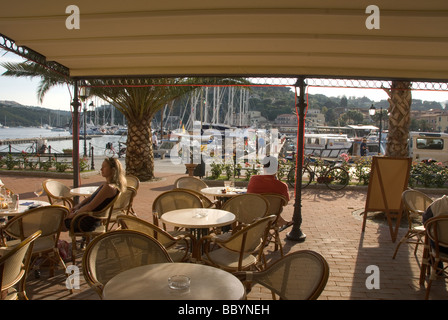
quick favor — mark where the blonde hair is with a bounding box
[104,158,127,193]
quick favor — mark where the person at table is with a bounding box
[247,156,291,230]
[422,195,448,255]
[247,156,290,201]
[63,158,127,232]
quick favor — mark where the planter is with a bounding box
[184,163,197,176]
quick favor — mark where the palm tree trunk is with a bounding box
[384,81,412,157]
[125,117,155,181]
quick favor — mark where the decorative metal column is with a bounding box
[286,77,307,242]
[72,80,81,193]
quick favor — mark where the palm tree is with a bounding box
[1,61,248,180]
[383,80,412,157]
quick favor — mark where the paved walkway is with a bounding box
[1,159,447,300]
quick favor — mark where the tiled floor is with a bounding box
[2,165,447,300]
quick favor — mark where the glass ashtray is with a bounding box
[168,275,190,290]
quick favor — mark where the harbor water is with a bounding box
[0,127,127,157]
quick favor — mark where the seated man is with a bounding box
[247,156,291,230]
[422,195,448,268]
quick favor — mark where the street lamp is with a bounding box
[369,104,383,155]
[79,86,90,157]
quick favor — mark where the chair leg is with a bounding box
[392,232,410,259]
[274,230,284,257]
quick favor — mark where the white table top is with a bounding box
[0,200,51,217]
[200,186,247,197]
[102,263,245,300]
[70,186,98,197]
[161,208,235,229]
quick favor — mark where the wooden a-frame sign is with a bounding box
[361,156,411,242]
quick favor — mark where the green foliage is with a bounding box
[79,157,90,172]
[210,162,223,179]
[55,160,71,172]
[352,157,372,185]
[410,161,448,188]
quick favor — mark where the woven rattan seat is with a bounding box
[125,174,140,191]
[4,206,69,278]
[172,187,215,208]
[199,215,276,272]
[174,176,208,193]
[43,179,74,208]
[260,193,288,256]
[82,229,173,298]
[108,186,137,228]
[393,189,433,259]
[0,230,41,300]
[423,216,448,299]
[117,215,194,262]
[216,193,269,238]
[152,190,204,231]
[235,250,330,300]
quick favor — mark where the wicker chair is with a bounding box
[69,191,120,264]
[152,190,204,231]
[199,215,276,272]
[117,215,194,262]
[82,229,173,298]
[235,250,330,300]
[125,174,140,191]
[0,230,41,300]
[219,193,270,235]
[392,189,433,259]
[43,179,74,208]
[260,193,288,256]
[423,216,448,299]
[4,206,69,278]
[173,176,208,193]
[108,186,138,228]
[172,187,215,208]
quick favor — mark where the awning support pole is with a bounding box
[286,77,307,242]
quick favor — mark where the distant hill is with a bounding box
[0,100,72,127]
[0,101,126,127]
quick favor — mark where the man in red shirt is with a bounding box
[247,156,291,230]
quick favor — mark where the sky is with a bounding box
[1,50,447,111]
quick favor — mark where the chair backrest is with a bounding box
[236,250,329,300]
[172,188,214,208]
[223,215,276,254]
[125,175,140,191]
[0,230,41,298]
[425,216,448,250]
[173,176,208,193]
[82,229,173,297]
[221,194,270,225]
[43,180,74,207]
[260,193,288,216]
[5,206,69,251]
[117,215,175,247]
[152,190,204,224]
[112,186,137,215]
[402,189,433,215]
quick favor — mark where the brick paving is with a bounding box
[1,160,447,300]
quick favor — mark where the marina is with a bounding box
[0,127,127,157]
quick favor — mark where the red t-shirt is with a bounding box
[247,175,290,201]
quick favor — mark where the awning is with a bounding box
[1,0,448,81]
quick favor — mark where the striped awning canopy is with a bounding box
[1,0,447,81]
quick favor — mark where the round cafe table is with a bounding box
[161,208,235,258]
[200,187,247,208]
[69,186,98,197]
[161,208,235,232]
[0,199,51,217]
[102,263,245,300]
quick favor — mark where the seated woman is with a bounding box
[64,157,127,232]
